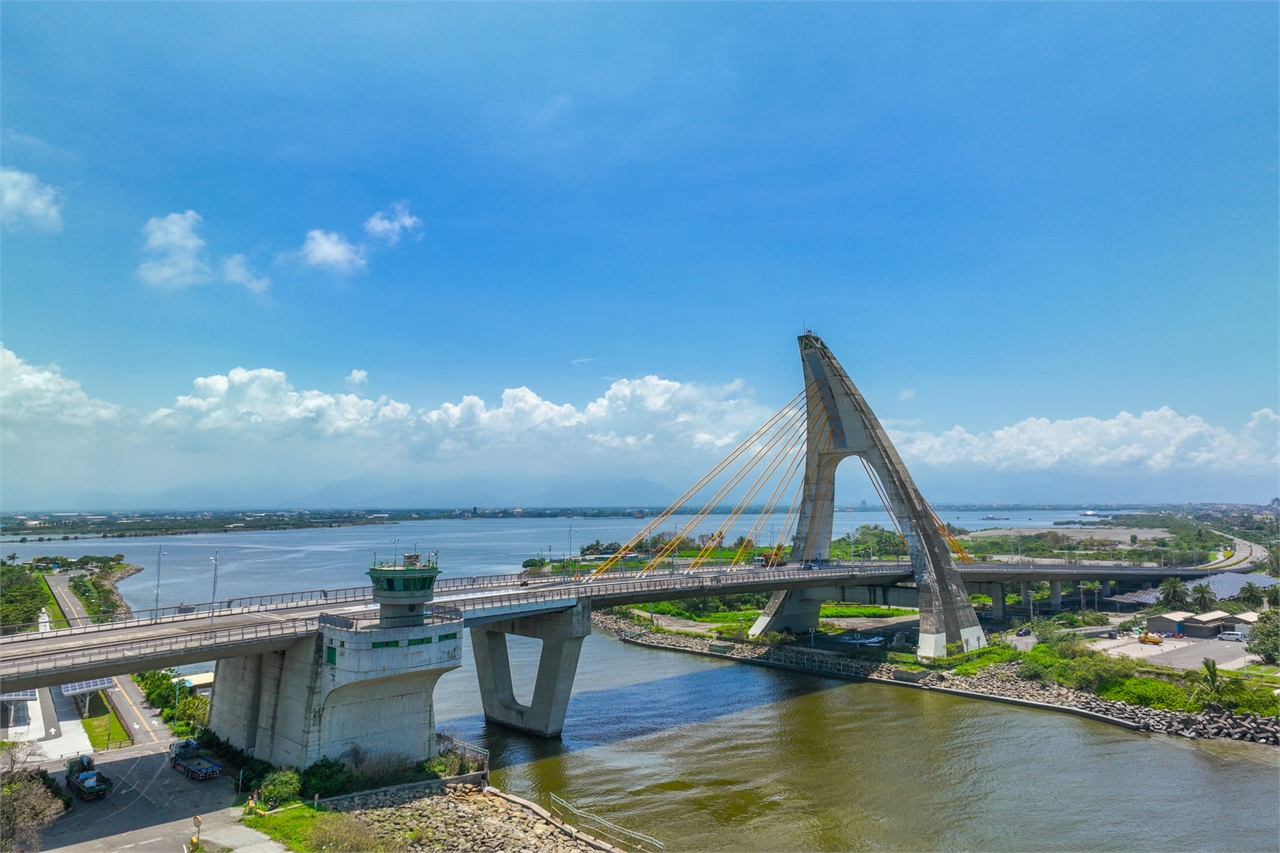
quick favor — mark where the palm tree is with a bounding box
[1185,657,1244,709]
[1159,576,1191,608]
[1189,583,1217,613]
[1237,581,1265,610]
[1263,584,1279,610]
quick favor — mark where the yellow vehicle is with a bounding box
[1138,631,1163,645]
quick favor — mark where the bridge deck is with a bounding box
[0,561,1218,692]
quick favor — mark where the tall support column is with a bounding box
[1050,580,1062,610]
[1021,581,1033,610]
[750,334,986,658]
[990,583,1006,622]
[1101,580,1112,597]
[471,601,591,737]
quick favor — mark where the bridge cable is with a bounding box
[587,388,808,579]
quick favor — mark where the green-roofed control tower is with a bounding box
[368,550,441,627]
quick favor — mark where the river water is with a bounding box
[10,512,1279,851]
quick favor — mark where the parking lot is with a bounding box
[41,745,251,852]
[1090,633,1258,671]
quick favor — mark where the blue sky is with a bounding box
[2,3,1277,509]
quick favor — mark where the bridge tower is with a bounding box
[750,333,986,658]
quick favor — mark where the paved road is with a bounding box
[46,573,168,747]
[40,742,283,853]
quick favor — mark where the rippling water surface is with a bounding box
[11,514,1278,851]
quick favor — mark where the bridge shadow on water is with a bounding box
[444,663,851,771]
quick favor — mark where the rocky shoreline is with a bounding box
[100,563,143,619]
[591,612,1280,747]
[335,783,616,853]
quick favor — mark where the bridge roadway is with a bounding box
[0,560,1212,694]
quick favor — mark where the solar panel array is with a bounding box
[1108,570,1277,607]
[0,690,38,701]
[60,678,116,697]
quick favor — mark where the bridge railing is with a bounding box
[0,617,319,682]
[0,586,376,646]
[549,792,665,853]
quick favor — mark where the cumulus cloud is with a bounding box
[1,167,63,231]
[898,389,915,401]
[0,346,120,427]
[300,229,366,272]
[364,202,422,246]
[4,341,1276,508]
[889,407,1280,473]
[137,210,212,288]
[222,254,271,293]
[151,366,412,437]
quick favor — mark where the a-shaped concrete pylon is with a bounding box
[751,333,986,658]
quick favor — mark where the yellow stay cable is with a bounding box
[587,389,807,579]
[687,413,811,570]
[642,403,810,574]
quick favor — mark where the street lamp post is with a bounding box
[568,528,579,572]
[153,546,166,619]
[208,550,219,633]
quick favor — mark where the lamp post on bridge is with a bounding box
[568,528,579,573]
[208,550,219,634]
[153,546,166,619]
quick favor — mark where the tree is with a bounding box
[1158,577,1191,608]
[0,742,65,852]
[1246,610,1280,665]
[1264,584,1280,609]
[1189,583,1217,613]
[1185,657,1244,709]
[1237,582,1265,610]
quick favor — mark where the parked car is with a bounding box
[1218,631,1245,642]
[1015,627,1032,637]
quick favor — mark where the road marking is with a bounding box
[111,680,160,744]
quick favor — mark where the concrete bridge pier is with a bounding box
[989,583,1005,621]
[1101,579,1112,597]
[1050,581,1063,610]
[1021,581,1033,611]
[471,600,591,737]
[209,618,462,768]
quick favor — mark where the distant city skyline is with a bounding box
[2,4,1276,510]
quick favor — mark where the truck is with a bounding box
[64,755,113,800]
[169,739,222,780]
[1138,631,1164,645]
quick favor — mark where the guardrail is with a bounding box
[549,792,664,853]
[0,618,318,682]
[0,587,375,646]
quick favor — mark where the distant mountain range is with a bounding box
[7,475,681,512]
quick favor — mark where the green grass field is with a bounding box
[81,690,129,750]
[818,605,916,619]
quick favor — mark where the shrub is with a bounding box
[260,769,302,805]
[306,812,398,853]
[301,757,356,800]
[1099,677,1189,711]
[241,758,275,793]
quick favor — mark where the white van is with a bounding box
[1218,631,1244,642]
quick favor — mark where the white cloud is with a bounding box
[137,210,211,288]
[0,167,63,231]
[3,341,1276,508]
[364,202,422,246]
[300,229,366,272]
[889,407,1280,473]
[0,346,120,427]
[898,389,915,401]
[222,254,271,293]
[152,366,412,437]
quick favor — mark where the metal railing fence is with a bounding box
[549,792,665,853]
